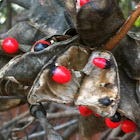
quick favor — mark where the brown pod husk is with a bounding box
[0,36,78,86]
[31,35,72,52]
[29,0,75,37]
[79,115,107,140]
[0,55,11,69]
[75,50,120,117]
[77,0,125,48]
[118,67,140,127]
[0,21,45,47]
[28,45,91,105]
[113,33,140,80]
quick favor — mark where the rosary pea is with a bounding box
[34,40,50,52]
[110,112,121,122]
[93,58,111,69]
[51,66,71,84]
[79,106,93,116]
[80,0,89,7]
[121,120,136,133]
[2,38,19,54]
[105,118,121,129]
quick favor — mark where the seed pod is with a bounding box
[75,50,120,117]
[77,0,125,47]
[0,36,78,86]
[28,46,91,104]
[113,33,140,80]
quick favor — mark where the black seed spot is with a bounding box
[110,112,121,122]
[98,98,111,106]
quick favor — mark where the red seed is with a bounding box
[105,118,121,128]
[2,38,19,54]
[79,106,93,116]
[93,57,110,69]
[121,120,136,133]
[80,0,89,7]
[52,66,71,84]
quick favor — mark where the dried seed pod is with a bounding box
[28,0,76,37]
[0,21,45,47]
[0,36,78,86]
[77,0,125,47]
[28,46,91,104]
[118,67,140,127]
[113,33,140,80]
[75,50,120,117]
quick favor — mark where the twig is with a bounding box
[0,96,25,100]
[35,110,63,140]
[103,2,140,51]
[107,125,122,138]
[62,124,78,140]
[27,119,78,140]
[18,110,80,124]
[47,110,80,119]
[54,119,78,131]
[0,111,30,131]
[12,118,35,132]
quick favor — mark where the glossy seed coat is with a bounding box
[34,40,50,52]
[105,118,121,128]
[98,98,111,106]
[2,38,19,54]
[80,0,89,7]
[52,66,71,84]
[93,58,111,69]
[121,120,136,133]
[110,112,121,122]
[79,106,93,116]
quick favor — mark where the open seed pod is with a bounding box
[77,0,125,48]
[28,45,91,104]
[75,50,120,117]
[113,33,140,80]
[0,36,78,86]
